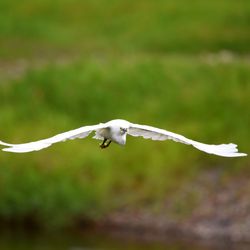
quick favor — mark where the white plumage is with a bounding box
[0,119,247,157]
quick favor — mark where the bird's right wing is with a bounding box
[128,123,247,157]
[0,123,106,153]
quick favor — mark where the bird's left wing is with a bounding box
[0,123,106,153]
[128,123,247,157]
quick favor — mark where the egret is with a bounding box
[0,119,247,157]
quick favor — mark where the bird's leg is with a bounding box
[100,139,107,148]
[105,140,112,148]
[100,139,112,149]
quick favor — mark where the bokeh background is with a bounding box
[0,0,249,232]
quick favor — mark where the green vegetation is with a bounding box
[0,0,249,228]
[0,0,250,58]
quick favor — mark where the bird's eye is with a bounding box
[120,128,127,134]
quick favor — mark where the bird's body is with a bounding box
[0,119,247,157]
[95,119,130,146]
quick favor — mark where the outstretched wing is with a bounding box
[128,123,247,157]
[0,123,106,153]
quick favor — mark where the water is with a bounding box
[0,228,249,250]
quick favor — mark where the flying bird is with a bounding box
[0,119,247,157]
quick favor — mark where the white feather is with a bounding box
[0,119,247,157]
[0,124,105,153]
[127,122,247,157]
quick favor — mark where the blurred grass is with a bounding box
[0,0,250,58]
[0,0,249,228]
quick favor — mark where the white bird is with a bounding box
[0,119,247,157]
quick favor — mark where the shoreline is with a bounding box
[98,169,250,244]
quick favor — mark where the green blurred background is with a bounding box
[0,0,249,228]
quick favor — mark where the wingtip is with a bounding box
[192,142,247,158]
[2,147,26,153]
[224,143,247,157]
[2,148,12,152]
[0,140,12,147]
[235,152,247,157]
[223,152,247,157]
